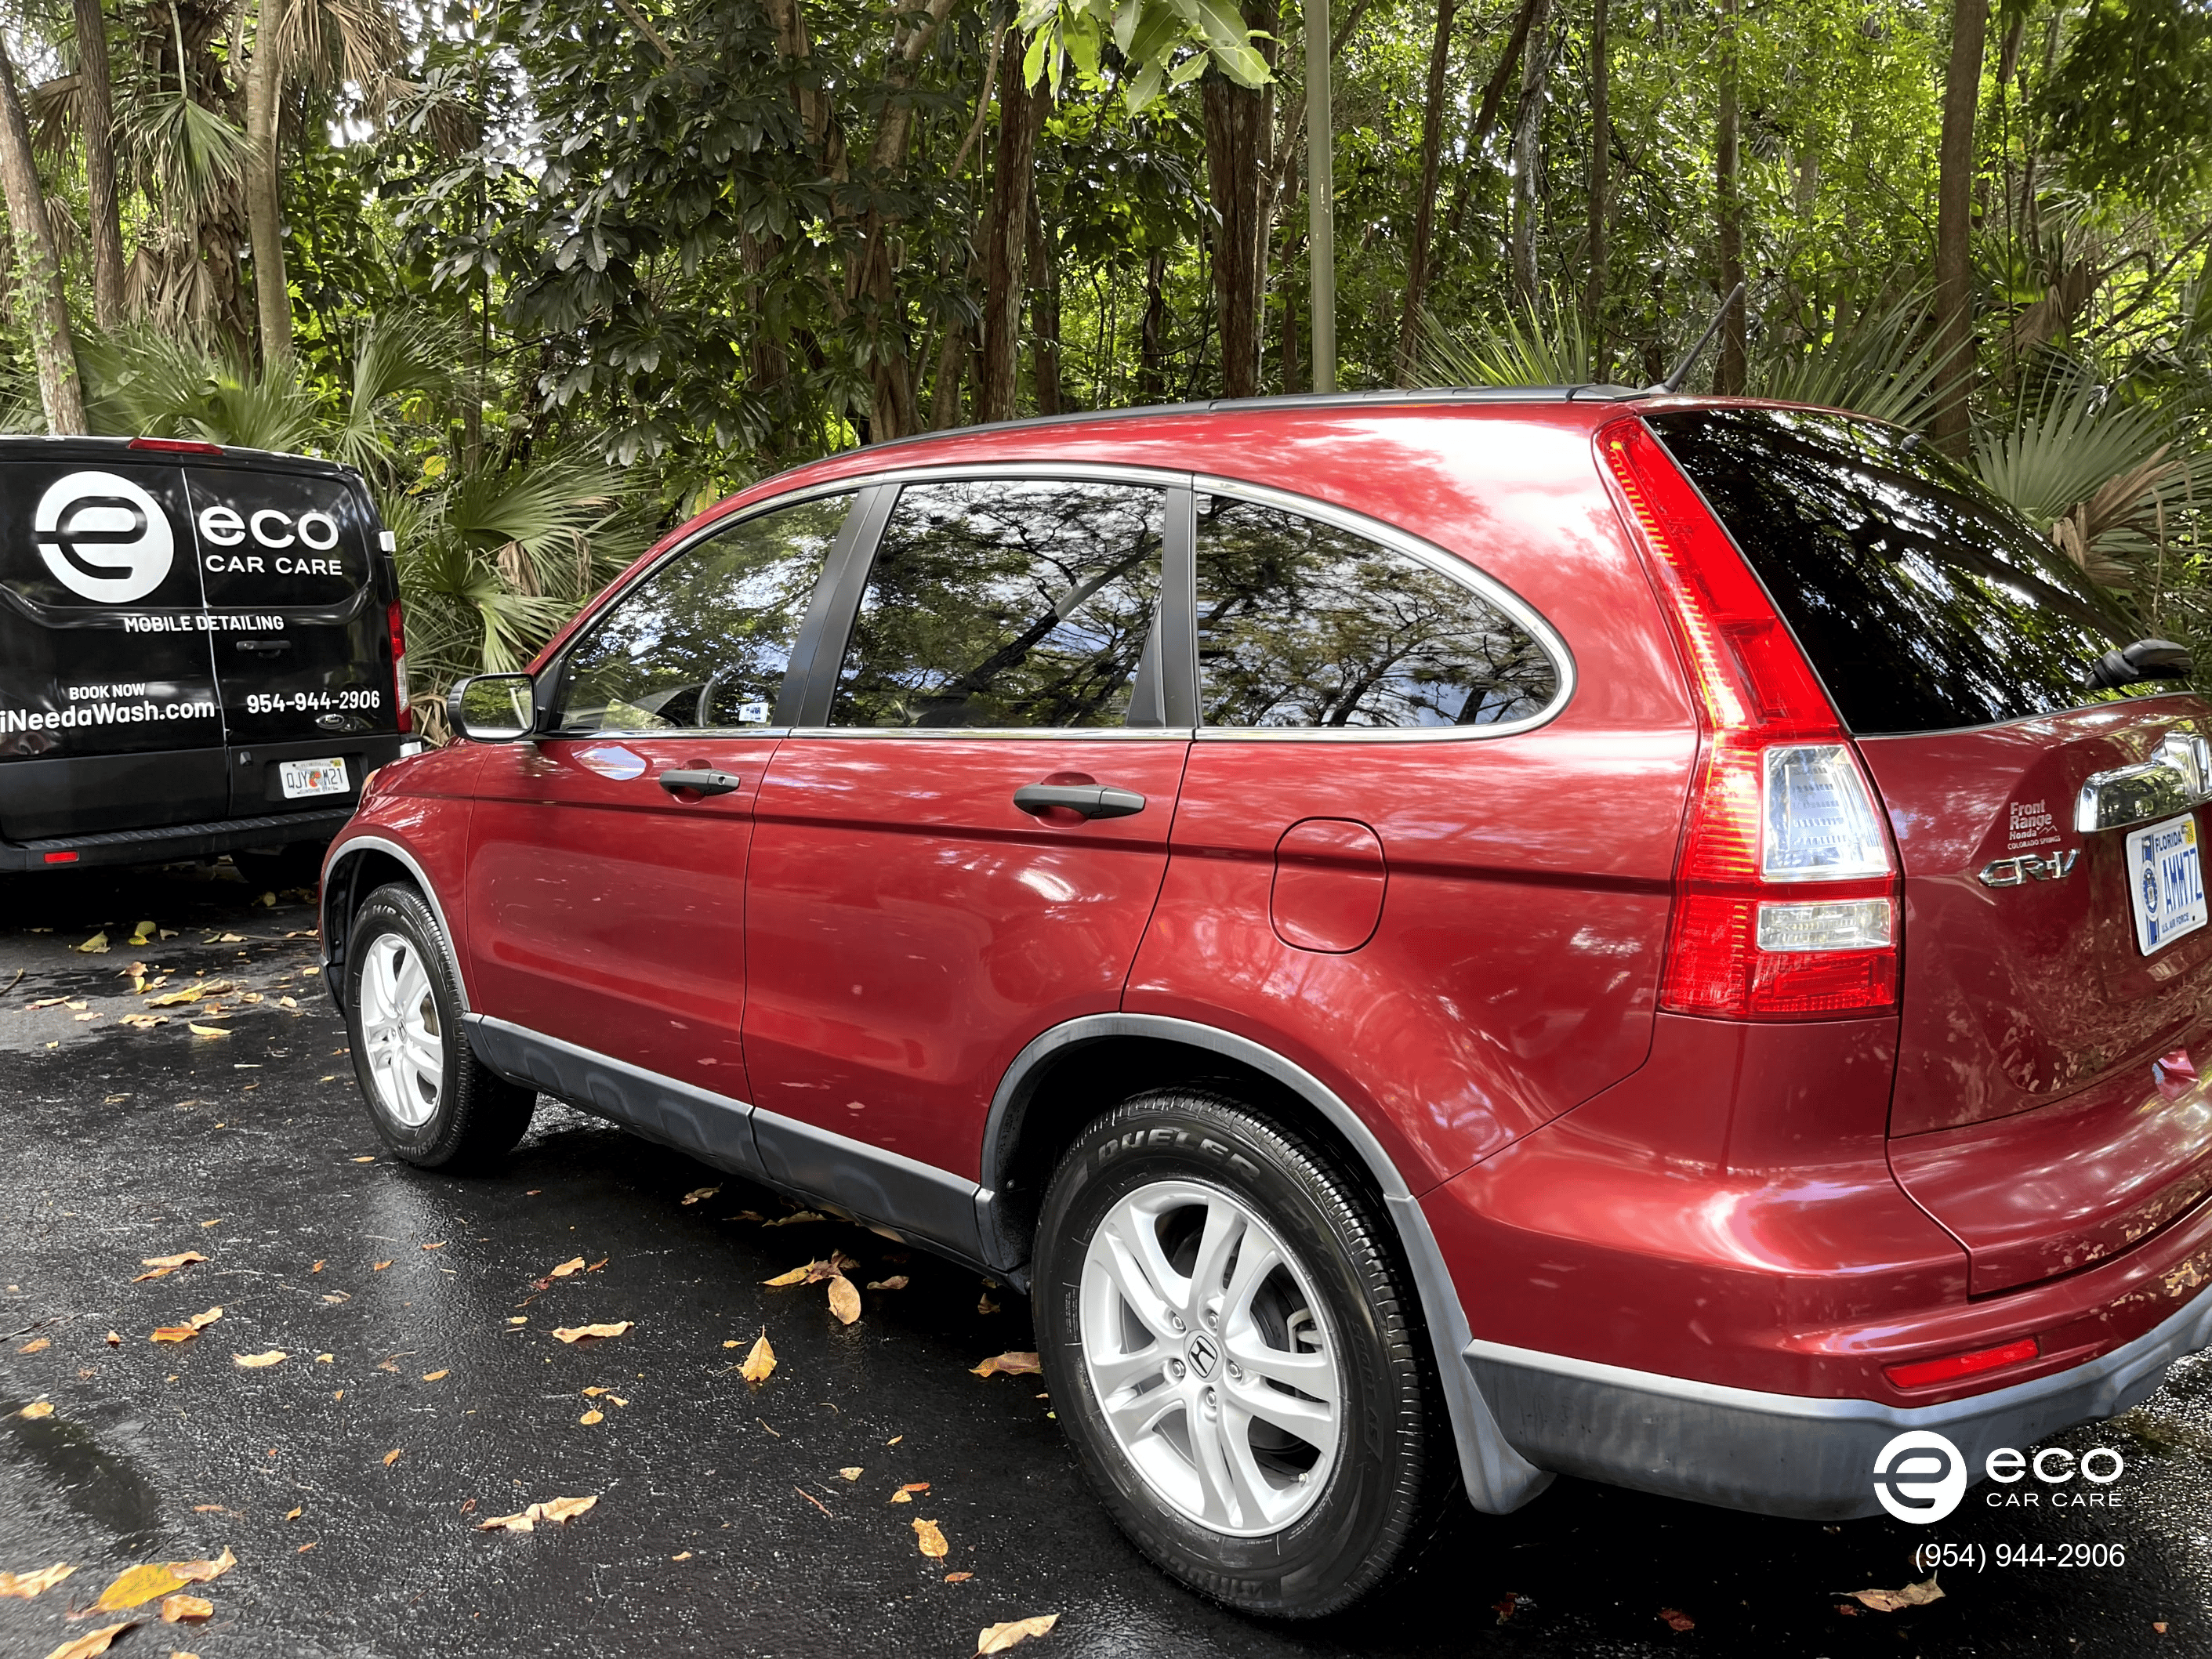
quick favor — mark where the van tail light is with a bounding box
[127,436,224,455]
[387,599,412,735]
[1600,418,1899,1020]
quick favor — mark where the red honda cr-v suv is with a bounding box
[321,391,2212,1616]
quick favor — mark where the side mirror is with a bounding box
[448,674,538,742]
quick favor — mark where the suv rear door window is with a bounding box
[1194,494,1559,729]
[1647,408,2137,736]
[829,479,1164,729]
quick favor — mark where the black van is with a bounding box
[0,436,411,873]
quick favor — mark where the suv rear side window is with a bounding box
[1648,408,2135,735]
[829,479,1164,729]
[550,493,848,733]
[1195,494,1558,729]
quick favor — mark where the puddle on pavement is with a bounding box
[2,1402,165,1552]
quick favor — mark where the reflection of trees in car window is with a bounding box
[831,480,1164,729]
[1195,498,1559,729]
[553,495,848,733]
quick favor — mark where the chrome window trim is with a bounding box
[536,481,871,740]
[1186,473,1576,743]
[804,467,1190,738]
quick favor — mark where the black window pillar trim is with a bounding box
[1160,484,1199,728]
[783,484,896,729]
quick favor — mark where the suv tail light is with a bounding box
[1600,418,1899,1020]
[387,599,412,735]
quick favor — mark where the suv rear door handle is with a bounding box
[1012,782,1147,820]
[658,768,743,797]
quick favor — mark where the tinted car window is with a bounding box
[1648,408,2134,735]
[1195,495,1559,729]
[550,494,847,732]
[829,479,1163,729]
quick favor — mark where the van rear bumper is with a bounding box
[1465,1284,2212,1520]
[0,806,355,871]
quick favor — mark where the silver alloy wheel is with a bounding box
[1078,1178,1344,1537]
[358,931,444,1128]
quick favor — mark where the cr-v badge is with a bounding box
[1978,849,2080,887]
[34,471,174,603]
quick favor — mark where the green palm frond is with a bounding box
[1413,291,1593,389]
[1750,291,1961,431]
[132,91,252,202]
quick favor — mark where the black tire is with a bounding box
[342,882,535,1168]
[1033,1088,1439,1617]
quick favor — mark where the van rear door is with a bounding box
[185,461,401,817]
[0,449,228,840]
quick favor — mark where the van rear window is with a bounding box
[1647,408,2137,735]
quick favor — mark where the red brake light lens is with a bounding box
[1600,417,1898,1020]
[43,849,78,864]
[126,436,224,455]
[387,598,412,735]
[1884,1337,2039,1391]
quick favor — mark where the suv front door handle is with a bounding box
[1012,782,1148,820]
[658,768,743,797]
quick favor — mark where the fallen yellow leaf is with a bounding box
[372,1260,391,1270]
[41,1620,132,1659]
[18,1337,49,1354]
[680,1187,719,1204]
[762,1211,825,1227]
[945,1570,974,1582]
[477,1494,597,1533]
[118,1014,166,1030]
[187,1023,230,1040]
[827,1274,861,1326]
[580,1410,604,1425]
[132,1251,207,1282]
[890,1482,930,1503]
[233,1351,287,1368]
[422,1241,445,1251]
[970,1351,1043,1378]
[130,921,156,944]
[976,1614,1061,1654]
[548,1257,586,1278]
[164,1549,234,1587]
[285,1507,303,1520]
[1847,1577,1945,1613]
[914,1518,949,1559]
[762,1263,814,1287]
[422,1370,448,1382]
[383,1449,402,1466]
[158,1593,213,1623]
[868,1276,909,1291]
[552,1322,633,1343]
[104,1332,119,1346]
[740,1329,775,1383]
[839,1467,863,1481]
[977,1295,1000,1315]
[352,1156,376,1164]
[20,1402,53,1419]
[75,931,109,954]
[0,1563,74,1598]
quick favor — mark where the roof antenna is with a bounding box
[1650,281,1746,394]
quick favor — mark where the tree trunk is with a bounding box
[1932,0,1989,455]
[1138,250,1168,404]
[73,0,125,331]
[242,1,291,367]
[1444,0,1540,243]
[1280,255,1300,392]
[1583,0,1608,375]
[1714,0,1744,394]
[978,29,1044,423]
[1028,179,1061,415]
[0,37,85,431]
[1202,0,1278,399]
[1394,0,1461,379]
[930,326,966,428]
[1508,0,1554,307]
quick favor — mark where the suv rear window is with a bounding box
[1648,408,2137,735]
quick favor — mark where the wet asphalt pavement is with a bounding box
[2,864,2210,1659]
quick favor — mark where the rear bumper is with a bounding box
[0,806,355,871]
[1466,1282,2212,1520]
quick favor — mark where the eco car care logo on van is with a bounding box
[195,500,345,574]
[1872,1431,2127,1523]
[33,471,174,603]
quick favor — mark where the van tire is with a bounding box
[342,882,535,1168]
[1032,1088,1438,1617]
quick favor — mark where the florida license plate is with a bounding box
[2127,812,2207,955]
[280,757,349,799]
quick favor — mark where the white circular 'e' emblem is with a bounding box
[34,470,175,603]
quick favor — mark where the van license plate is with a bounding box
[2127,812,2207,954]
[280,758,349,800]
